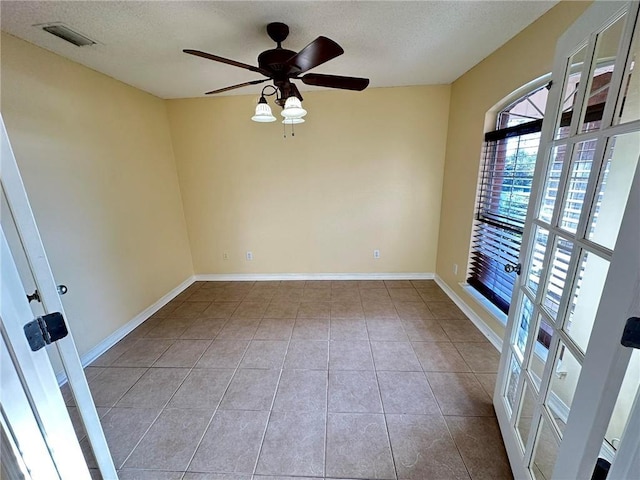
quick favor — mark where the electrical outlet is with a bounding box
[373,249,380,259]
[246,251,253,261]
[453,263,458,275]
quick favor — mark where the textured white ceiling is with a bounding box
[0,1,558,99]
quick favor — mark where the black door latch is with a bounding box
[23,312,68,352]
[621,317,640,349]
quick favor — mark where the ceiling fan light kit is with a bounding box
[184,21,369,136]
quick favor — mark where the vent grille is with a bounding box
[40,23,96,47]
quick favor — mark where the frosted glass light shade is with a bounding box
[281,96,307,118]
[251,102,276,122]
[282,117,305,124]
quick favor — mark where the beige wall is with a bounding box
[0,33,194,362]
[167,85,450,274]
[435,1,592,338]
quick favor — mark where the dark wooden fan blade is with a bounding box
[184,49,270,76]
[285,37,344,74]
[301,73,369,91]
[205,79,270,95]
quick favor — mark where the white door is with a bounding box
[1,115,118,479]
[494,2,640,479]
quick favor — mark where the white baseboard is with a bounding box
[434,274,503,352]
[195,272,435,281]
[57,275,196,385]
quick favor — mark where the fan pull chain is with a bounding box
[291,122,295,137]
[283,120,286,139]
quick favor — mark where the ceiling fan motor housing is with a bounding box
[258,48,300,76]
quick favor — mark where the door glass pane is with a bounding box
[529,318,554,392]
[527,226,549,295]
[539,145,568,224]
[557,45,588,139]
[531,416,560,480]
[547,342,582,436]
[614,18,639,124]
[565,250,610,353]
[517,381,537,449]
[558,138,599,234]
[542,237,574,320]
[579,14,626,133]
[506,353,522,412]
[515,295,535,359]
[588,131,640,249]
[605,350,640,451]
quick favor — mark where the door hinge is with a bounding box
[23,312,68,352]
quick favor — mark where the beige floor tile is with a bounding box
[394,301,435,320]
[272,289,303,302]
[87,367,147,407]
[401,319,449,342]
[239,340,288,369]
[362,300,398,319]
[360,288,391,302]
[219,369,280,410]
[284,340,328,369]
[232,301,269,318]
[180,318,227,339]
[172,301,212,319]
[90,336,138,366]
[216,322,259,340]
[329,370,382,413]
[329,341,374,370]
[417,288,450,302]
[440,320,489,343]
[331,280,359,290]
[326,413,395,479]
[475,373,498,399]
[144,319,193,339]
[256,411,325,477]
[202,301,240,319]
[273,369,327,412]
[427,300,467,319]
[454,342,500,373]
[370,341,422,371]
[330,318,368,340]
[116,368,189,408]
[244,288,278,302]
[331,289,361,302]
[263,302,299,319]
[304,280,331,289]
[301,288,331,302]
[167,368,234,410]
[124,408,211,470]
[366,319,409,341]
[296,302,331,320]
[118,470,183,480]
[292,318,330,339]
[412,342,471,372]
[196,340,249,368]
[388,288,423,303]
[184,288,220,302]
[358,280,386,289]
[254,318,295,340]
[188,409,269,474]
[426,372,495,416]
[330,301,364,319]
[377,371,440,415]
[445,416,513,479]
[112,338,175,367]
[387,414,469,479]
[385,280,414,289]
[83,407,160,468]
[183,472,251,479]
[153,339,211,367]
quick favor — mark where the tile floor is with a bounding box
[66,280,513,480]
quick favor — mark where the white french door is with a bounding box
[495,2,640,479]
[0,115,118,479]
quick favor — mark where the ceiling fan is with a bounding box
[183,22,369,104]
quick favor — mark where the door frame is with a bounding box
[1,115,117,479]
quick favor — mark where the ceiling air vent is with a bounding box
[39,23,96,47]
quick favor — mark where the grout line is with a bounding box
[364,293,399,480]
[323,306,331,479]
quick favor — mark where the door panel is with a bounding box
[494,2,640,478]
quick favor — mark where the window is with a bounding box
[468,70,610,336]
